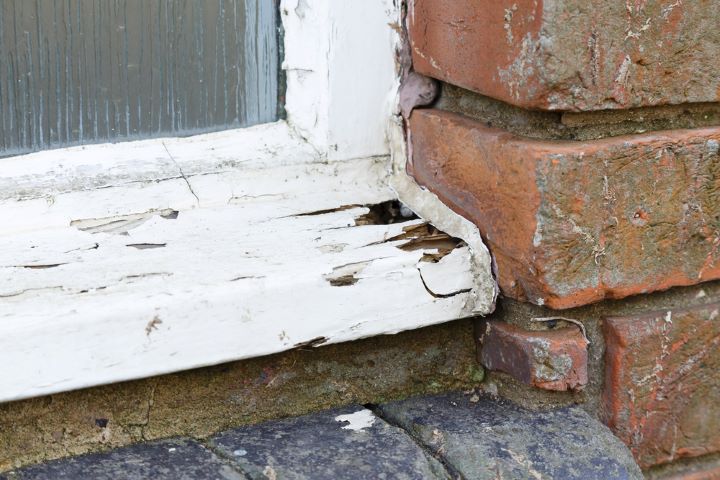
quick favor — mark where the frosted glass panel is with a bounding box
[0,0,279,156]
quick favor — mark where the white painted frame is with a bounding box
[0,1,495,403]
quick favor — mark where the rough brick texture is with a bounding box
[603,303,720,468]
[408,0,720,111]
[409,109,720,309]
[478,320,588,391]
[662,466,720,480]
[661,466,720,480]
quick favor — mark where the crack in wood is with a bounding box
[121,273,173,281]
[126,243,167,250]
[355,200,419,225]
[288,200,418,226]
[290,205,362,217]
[367,222,467,263]
[417,267,472,299]
[63,243,100,253]
[293,336,328,348]
[17,263,65,270]
[1,286,65,298]
[163,142,200,206]
[0,148,491,402]
[230,275,267,282]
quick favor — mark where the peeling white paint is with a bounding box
[335,409,376,431]
[0,0,498,404]
[281,0,397,161]
[377,1,497,316]
[418,247,474,295]
[388,117,496,315]
[0,137,483,402]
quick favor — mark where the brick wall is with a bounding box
[405,1,720,477]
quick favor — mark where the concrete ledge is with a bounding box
[0,320,483,472]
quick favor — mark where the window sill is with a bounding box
[0,121,478,402]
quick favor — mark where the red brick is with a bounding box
[663,466,720,480]
[602,303,720,468]
[478,320,588,391]
[408,0,720,111]
[409,109,720,309]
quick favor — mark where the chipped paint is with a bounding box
[335,409,376,431]
[0,143,483,402]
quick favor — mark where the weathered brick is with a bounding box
[408,0,720,111]
[478,320,588,391]
[409,109,720,309]
[602,303,720,468]
[662,466,720,480]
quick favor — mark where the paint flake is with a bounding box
[335,409,375,431]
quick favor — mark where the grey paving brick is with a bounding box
[2,438,245,480]
[210,405,449,480]
[377,392,643,480]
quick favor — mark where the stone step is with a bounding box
[378,392,642,480]
[1,438,244,480]
[3,392,642,480]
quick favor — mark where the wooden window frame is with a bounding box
[0,0,495,403]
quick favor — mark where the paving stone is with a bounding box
[2,438,244,480]
[210,405,449,480]
[377,392,643,480]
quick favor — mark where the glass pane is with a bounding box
[0,0,279,157]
